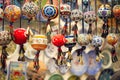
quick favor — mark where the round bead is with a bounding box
[98,4,111,18]
[78,34,90,46]
[13,28,27,45]
[0,31,11,45]
[106,33,118,46]
[52,34,66,47]
[92,36,103,47]
[22,1,39,19]
[113,5,120,18]
[4,5,21,22]
[42,4,58,20]
[71,9,83,21]
[84,11,96,24]
[31,35,47,51]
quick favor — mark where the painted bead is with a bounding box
[4,5,21,22]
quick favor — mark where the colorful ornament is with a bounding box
[92,36,103,47]
[52,34,66,47]
[76,34,89,64]
[52,34,66,66]
[31,35,47,71]
[78,34,90,46]
[0,31,11,71]
[84,11,96,34]
[4,5,21,22]
[84,11,96,24]
[31,35,47,51]
[64,35,76,66]
[106,33,118,46]
[13,28,27,45]
[42,4,58,20]
[0,31,11,46]
[0,8,3,21]
[71,9,83,21]
[113,5,120,18]
[92,36,104,62]
[13,28,27,61]
[71,9,83,39]
[98,4,111,18]
[106,33,118,63]
[22,1,39,19]
[60,4,71,17]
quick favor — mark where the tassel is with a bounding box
[76,46,86,65]
[1,45,8,71]
[95,47,104,62]
[88,24,92,34]
[18,44,25,61]
[33,50,40,71]
[72,21,78,41]
[111,46,118,63]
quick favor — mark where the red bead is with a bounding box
[13,28,27,45]
[52,34,66,47]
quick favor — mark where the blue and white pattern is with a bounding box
[92,36,103,47]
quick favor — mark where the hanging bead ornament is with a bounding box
[60,4,71,36]
[106,33,118,63]
[4,5,21,33]
[22,1,39,20]
[13,28,27,61]
[31,35,47,71]
[22,1,38,40]
[4,5,21,23]
[77,34,90,64]
[52,34,66,66]
[0,8,3,21]
[71,9,83,41]
[0,31,12,71]
[84,11,96,34]
[64,35,76,66]
[113,5,120,33]
[91,36,104,62]
[42,3,58,42]
[98,4,111,38]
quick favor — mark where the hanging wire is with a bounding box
[110,0,113,33]
[39,0,42,34]
[20,0,22,28]
[69,0,72,35]
[2,0,4,31]
[82,0,84,33]
[58,0,60,34]
[88,0,90,11]
[95,0,97,35]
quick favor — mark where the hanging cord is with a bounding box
[110,0,113,33]
[82,0,84,33]
[33,50,40,71]
[95,0,97,35]
[2,0,4,31]
[111,45,118,63]
[76,46,86,64]
[39,0,42,34]
[72,0,79,41]
[58,0,60,34]
[115,0,120,33]
[101,0,109,38]
[87,0,92,34]
[68,0,72,35]
[20,1,22,28]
